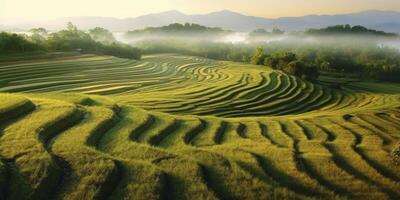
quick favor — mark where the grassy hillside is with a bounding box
[0,54,399,199]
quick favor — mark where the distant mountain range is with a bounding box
[2,10,400,33]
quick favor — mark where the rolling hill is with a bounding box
[0,54,399,199]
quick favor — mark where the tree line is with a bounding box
[251,48,319,81]
[0,23,141,59]
[248,28,285,38]
[250,38,400,82]
[126,23,231,36]
[138,36,400,82]
[305,24,398,37]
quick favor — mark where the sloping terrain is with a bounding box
[0,54,399,200]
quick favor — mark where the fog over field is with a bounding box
[11,29,400,50]
[380,39,400,49]
[112,30,400,51]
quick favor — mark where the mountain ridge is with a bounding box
[2,9,400,32]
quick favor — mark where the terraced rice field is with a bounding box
[0,54,399,200]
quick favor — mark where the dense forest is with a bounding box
[0,23,141,59]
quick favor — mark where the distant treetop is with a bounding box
[305,24,398,37]
[89,27,116,44]
[249,28,285,37]
[126,23,232,36]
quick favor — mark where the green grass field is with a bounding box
[0,54,399,200]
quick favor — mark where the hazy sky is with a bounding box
[1,0,400,21]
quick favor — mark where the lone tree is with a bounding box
[251,47,266,65]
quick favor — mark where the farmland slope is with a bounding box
[0,54,399,200]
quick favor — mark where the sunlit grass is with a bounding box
[0,54,399,199]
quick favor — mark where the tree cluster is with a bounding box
[0,23,141,60]
[126,23,231,39]
[127,23,232,35]
[251,48,319,81]
[251,38,400,82]
[249,28,285,38]
[89,27,117,44]
[306,24,398,37]
[0,32,42,52]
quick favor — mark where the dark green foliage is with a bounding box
[46,23,97,51]
[263,55,277,68]
[285,61,305,77]
[0,23,141,60]
[302,65,320,81]
[0,32,42,52]
[0,160,7,200]
[306,24,398,37]
[251,38,400,82]
[259,51,319,81]
[0,80,8,87]
[98,43,141,59]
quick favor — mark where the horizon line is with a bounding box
[1,9,400,24]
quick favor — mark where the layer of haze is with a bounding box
[1,0,400,22]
